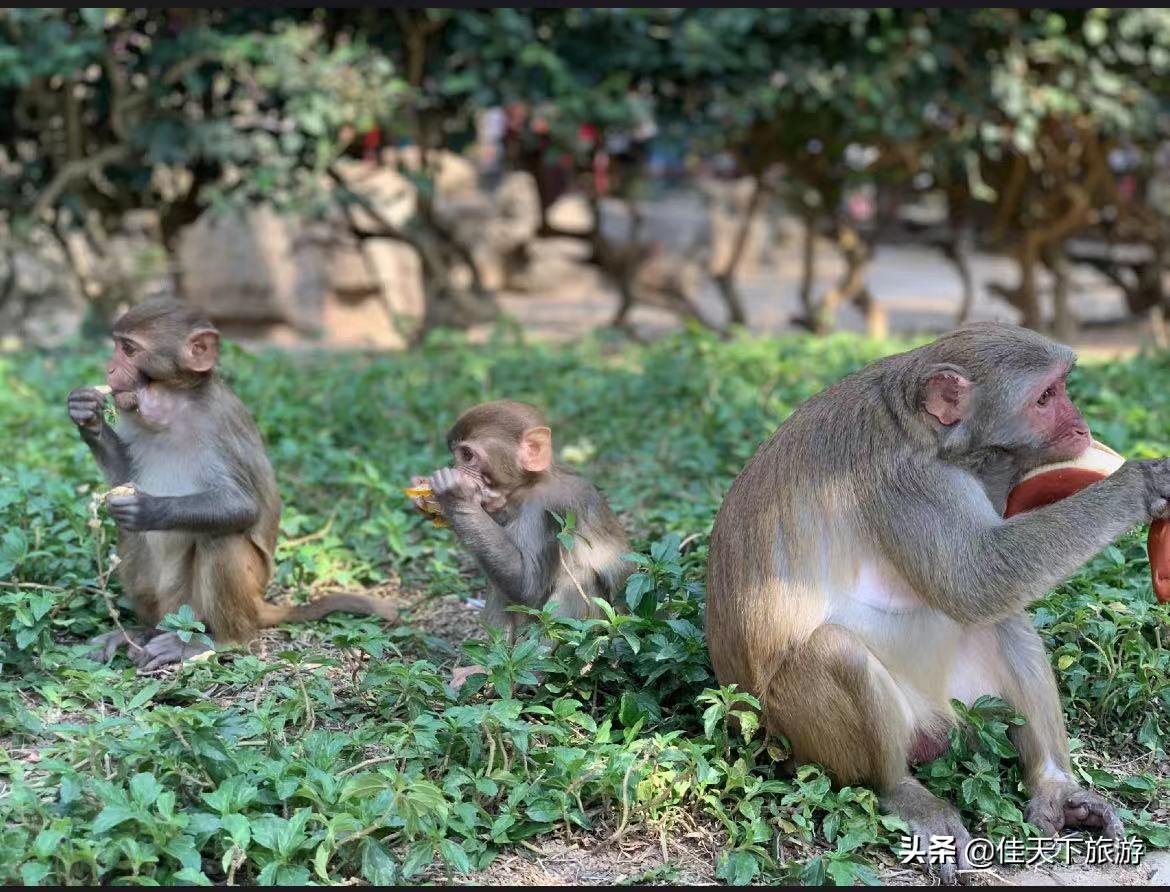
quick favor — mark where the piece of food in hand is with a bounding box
[107,483,137,498]
[403,483,449,528]
[1005,439,1170,603]
[92,384,118,424]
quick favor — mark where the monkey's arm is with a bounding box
[80,424,134,486]
[68,387,133,484]
[446,501,557,607]
[107,487,258,534]
[880,464,1151,623]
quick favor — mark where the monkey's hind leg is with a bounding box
[765,624,972,884]
[87,627,161,663]
[994,616,1124,839]
[131,537,264,671]
[89,554,164,663]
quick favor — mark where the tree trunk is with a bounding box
[1046,247,1075,341]
[795,209,818,329]
[942,226,975,326]
[605,196,643,329]
[712,175,764,327]
[815,223,874,335]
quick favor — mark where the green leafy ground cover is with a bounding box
[0,327,1167,885]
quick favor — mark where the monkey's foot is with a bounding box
[128,631,214,672]
[1027,781,1124,839]
[883,778,972,886]
[450,664,488,689]
[87,628,157,663]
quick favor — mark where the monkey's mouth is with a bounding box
[113,390,140,412]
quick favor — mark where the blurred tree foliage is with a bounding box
[4,8,1170,336]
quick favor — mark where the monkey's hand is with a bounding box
[430,467,483,507]
[107,490,163,532]
[68,386,109,432]
[1129,458,1170,520]
[407,475,437,512]
[1027,781,1124,840]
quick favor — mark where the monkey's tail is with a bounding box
[259,593,399,627]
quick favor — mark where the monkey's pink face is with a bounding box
[451,442,509,514]
[1027,372,1090,463]
[106,336,148,408]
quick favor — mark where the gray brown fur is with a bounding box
[706,322,1159,881]
[70,299,397,668]
[439,400,631,640]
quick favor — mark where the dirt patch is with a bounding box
[416,821,724,886]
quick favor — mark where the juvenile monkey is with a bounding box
[706,322,1166,883]
[68,298,397,670]
[412,400,631,686]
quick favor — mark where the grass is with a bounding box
[1,324,1167,886]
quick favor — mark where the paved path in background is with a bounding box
[484,194,1157,358]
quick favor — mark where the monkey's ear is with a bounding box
[923,366,972,426]
[182,328,220,373]
[518,426,553,473]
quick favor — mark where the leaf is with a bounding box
[718,850,759,886]
[1136,714,1161,752]
[59,775,82,805]
[274,866,312,885]
[702,702,722,741]
[822,810,840,843]
[401,840,435,879]
[129,772,162,807]
[126,681,162,711]
[250,815,284,852]
[20,864,50,885]
[32,828,66,858]
[92,804,138,834]
[525,805,559,823]
[439,838,472,874]
[172,868,213,886]
[362,838,398,885]
[624,572,654,611]
[163,837,204,872]
[827,858,861,886]
[222,813,251,848]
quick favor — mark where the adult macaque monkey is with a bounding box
[707,322,1164,883]
[411,400,631,686]
[67,298,397,670]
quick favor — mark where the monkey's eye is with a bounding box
[1037,386,1055,407]
[120,340,137,358]
[459,445,475,463]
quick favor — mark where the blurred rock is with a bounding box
[1147,851,1170,885]
[64,211,175,312]
[0,227,86,349]
[382,146,479,198]
[176,205,327,330]
[332,159,416,232]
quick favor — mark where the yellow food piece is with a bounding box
[108,484,137,498]
[402,483,448,528]
[94,384,113,395]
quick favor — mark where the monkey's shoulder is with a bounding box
[546,468,621,517]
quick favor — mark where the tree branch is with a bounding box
[31,143,132,221]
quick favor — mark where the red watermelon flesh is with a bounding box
[1004,440,1170,604]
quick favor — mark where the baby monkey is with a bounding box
[412,400,631,686]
